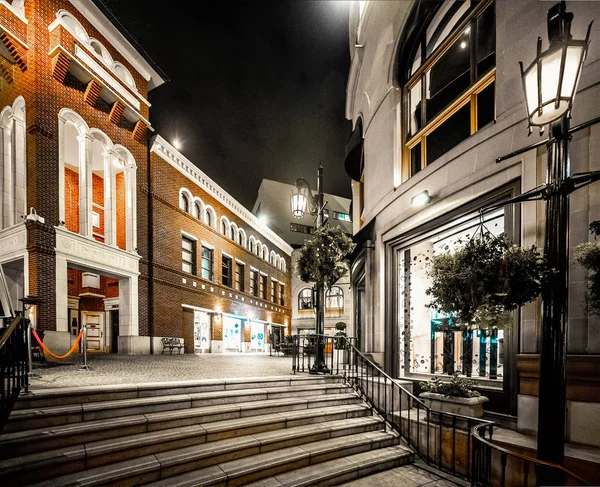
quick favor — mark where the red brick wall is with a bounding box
[115,171,126,250]
[64,167,79,233]
[1,0,151,332]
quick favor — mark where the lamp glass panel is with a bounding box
[291,193,307,217]
[540,48,563,106]
[561,45,584,98]
[524,64,538,117]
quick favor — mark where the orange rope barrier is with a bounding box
[32,329,83,359]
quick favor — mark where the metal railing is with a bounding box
[471,423,591,486]
[291,334,590,485]
[0,316,29,432]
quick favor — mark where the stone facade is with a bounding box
[345,0,600,447]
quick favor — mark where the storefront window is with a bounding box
[398,208,506,380]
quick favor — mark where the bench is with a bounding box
[161,337,184,354]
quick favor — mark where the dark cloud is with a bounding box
[102,0,352,209]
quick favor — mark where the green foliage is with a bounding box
[296,226,356,289]
[426,233,547,329]
[574,221,600,315]
[334,321,347,349]
[420,372,481,398]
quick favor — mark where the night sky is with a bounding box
[102,0,353,210]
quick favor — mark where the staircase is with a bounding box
[0,375,413,486]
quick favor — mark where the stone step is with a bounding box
[146,439,410,487]
[0,404,371,464]
[26,426,397,487]
[15,375,345,410]
[246,445,414,487]
[4,390,361,433]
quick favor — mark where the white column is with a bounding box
[77,133,93,237]
[55,254,69,332]
[58,117,65,225]
[104,150,116,246]
[3,122,13,227]
[13,115,26,222]
[119,275,139,337]
[125,164,137,252]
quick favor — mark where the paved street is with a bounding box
[30,352,294,389]
[341,464,460,487]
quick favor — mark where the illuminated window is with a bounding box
[235,262,244,292]
[201,246,213,280]
[182,236,196,274]
[250,270,258,296]
[298,288,313,310]
[222,254,232,287]
[404,1,495,176]
[333,211,352,222]
[326,286,344,309]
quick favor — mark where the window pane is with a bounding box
[399,209,505,378]
[477,82,495,130]
[476,3,495,77]
[409,80,422,136]
[410,143,422,175]
[183,262,192,274]
[201,268,211,280]
[426,102,470,166]
[426,28,471,122]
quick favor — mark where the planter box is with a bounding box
[420,392,489,418]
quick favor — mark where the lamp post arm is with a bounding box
[295,178,319,214]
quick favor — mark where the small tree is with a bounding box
[334,321,347,349]
[296,226,356,289]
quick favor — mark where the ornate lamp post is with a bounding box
[517,2,591,484]
[291,164,329,374]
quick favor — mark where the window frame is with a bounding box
[298,288,313,311]
[259,274,267,300]
[234,262,245,292]
[182,236,196,274]
[250,269,259,297]
[201,245,213,281]
[222,254,233,287]
[403,0,496,178]
[271,279,277,303]
[279,283,285,306]
[326,286,344,310]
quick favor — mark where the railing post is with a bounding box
[78,325,90,371]
[25,320,32,393]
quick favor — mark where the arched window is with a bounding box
[263,245,269,261]
[402,0,495,177]
[221,219,228,236]
[194,201,202,219]
[59,10,89,43]
[298,288,313,310]
[230,222,237,241]
[205,206,216,229]
[238,229,246,247]
[180,192,190,213]
[281,260,286,273]
[326,286,344,310]
[114,62,137,91]
[248,237,255,254]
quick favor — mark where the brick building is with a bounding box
[0,0,292,354]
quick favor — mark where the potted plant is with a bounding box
[419,373,489,418]
[575,221,600,315]
[426,232,548,330]
[334,322,348,349]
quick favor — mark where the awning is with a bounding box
[344,120,364,182]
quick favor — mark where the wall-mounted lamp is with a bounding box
[411,190,431,207]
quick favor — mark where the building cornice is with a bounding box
[151,135,293,257]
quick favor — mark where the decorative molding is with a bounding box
[55,226,140,278]
[0,223,26,258]
[0,32,26,71]
[52,51,70,83]
[151,135,293,256]
[83,79,102,107]
[132,120,147,143]
[109,100,124,125]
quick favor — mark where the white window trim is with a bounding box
[235,259,246,265]
[200,240,214,249]
[181,230,197,240]
[222,251,233,259]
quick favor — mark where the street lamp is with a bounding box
[291,165,329,374]
[518,2,592,484]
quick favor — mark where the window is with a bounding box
[234,262,244,292]
[194,202,202,219]
[205,207,214,228]
[404,1,495,176]
[259,274,267,300]
[333,211,352,222]
[271,280,277,303]
[298,288,313,310]
[250,270,259,296]
[180,192,190,213]
[221,219,228,236]
[182,236,196,274]
[201,246,213,281]
[326,286,344,309]
[290,223,315,235]
[398,207,506,380]
[222,255,232,287]
[279,283,285,306]
[249,239,255,254]
[230,226,236,241]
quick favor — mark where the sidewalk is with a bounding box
[30,352,294,389]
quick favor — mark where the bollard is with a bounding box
[25,320,41,389]
[78,325,91,371]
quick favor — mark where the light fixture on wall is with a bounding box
[410,190,431,207]
[173,139,182,150]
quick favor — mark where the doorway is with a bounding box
[82,312,104,351]
[223,316,242,351]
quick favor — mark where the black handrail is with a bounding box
[471,423,591,486]
[291,334,589,486]
[0,316,29,433]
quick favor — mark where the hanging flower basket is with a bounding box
[575,221,600,315]
[296,226,356,289]
[426,232,548,329]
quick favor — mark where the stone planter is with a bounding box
[419,392,489,418]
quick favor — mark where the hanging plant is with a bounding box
[426,232,548,329]
[296,226,356,289]
[575,221,600,315]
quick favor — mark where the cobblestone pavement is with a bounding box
[29,352,294,389]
